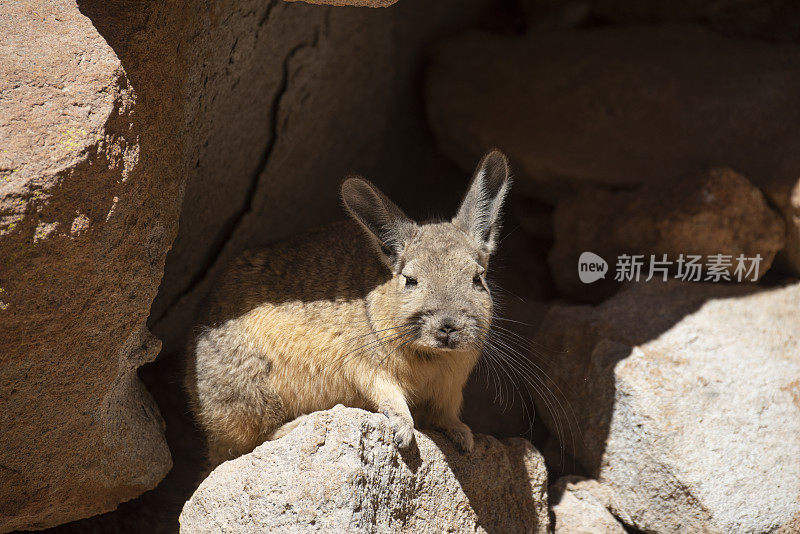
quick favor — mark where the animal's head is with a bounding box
[341,150,511,354]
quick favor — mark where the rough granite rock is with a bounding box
[0,2,177,531]
[425,25,800,272]
[286,0,397,6]
[533,280,800,533]
[549,168,786,300]
[550,476,626,534]
[180,406,550,533]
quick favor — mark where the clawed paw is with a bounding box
[442,423,474,453]
[383,410,416,449]
[393,423,415,449]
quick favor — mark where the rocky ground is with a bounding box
[2,0,799,532]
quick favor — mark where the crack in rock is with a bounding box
[151,24,325,329]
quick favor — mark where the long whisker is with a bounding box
[473,315,583,468]
[325,324,419,376]
[491,315,537,327]
[482,341,537,431]
[482,324,583,464]
[490,319,569,355]
[475,344,508,408]
[487,334,570,459]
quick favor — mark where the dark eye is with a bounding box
[404,276,418,287]
[473,275,484,288]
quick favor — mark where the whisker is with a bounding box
[472,316,582,466]
[490,315,536,327]
[490,320,569,357]
[490,285,527,303]
[483,326,583,463]
[325,324,418,374]
[482,342,537,431]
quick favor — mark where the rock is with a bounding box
[518,0,592,30]
[550,476,626,534]
[425,25,800,272]
[180,406,550,533]
[0,2,176,531]
[549,168,786,300]
[585,0,800,43]
[586,0,775,22]
[286,0,397,6]
[533,280,800,533]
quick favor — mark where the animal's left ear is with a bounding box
[453,149,511,254]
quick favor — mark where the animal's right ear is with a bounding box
[341,177,416,267]
[453,149,511,255]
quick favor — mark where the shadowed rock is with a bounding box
[533,280,800,533]
[549,168,786,301]
[425,25,800,272]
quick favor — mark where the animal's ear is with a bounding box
[341,177,417,267]
[453,149,511,254]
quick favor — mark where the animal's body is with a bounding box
[186,150,511,466]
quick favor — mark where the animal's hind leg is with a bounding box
[202,393,288,467]
[205,409,266,467]
[192,323,288,467]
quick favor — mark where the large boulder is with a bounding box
[549,167,786,300]
[180,406,550,533]
[425,25,800,272]
[0,2,176,530]
[533,280,800,533]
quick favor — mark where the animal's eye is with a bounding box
[404,275,418,288]
[473,275,484,288]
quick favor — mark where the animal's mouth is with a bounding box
[436,336,461,350]
[416,333,467,351]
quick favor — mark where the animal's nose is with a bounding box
[435,319,459,341]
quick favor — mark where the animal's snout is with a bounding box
[434,318,460,344]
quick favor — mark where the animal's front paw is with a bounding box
[393,421,415,449]
[383,410,415,449]
[441,421,474,453]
